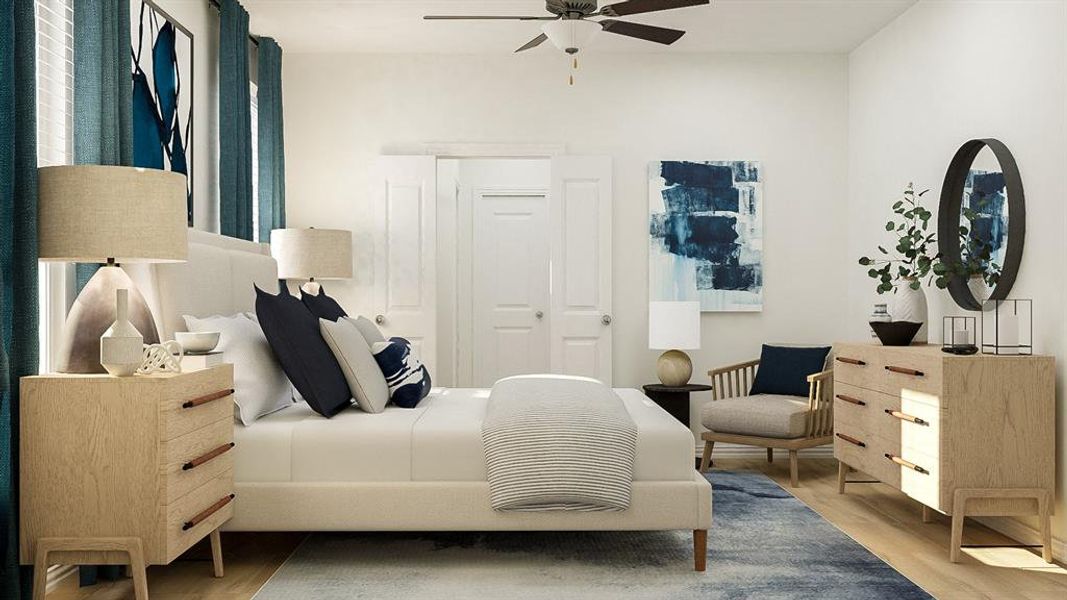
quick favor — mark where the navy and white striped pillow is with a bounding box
[371,337,431,408]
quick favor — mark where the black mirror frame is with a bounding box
[937,138,1025,311]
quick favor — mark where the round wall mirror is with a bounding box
[937,139,1025,311]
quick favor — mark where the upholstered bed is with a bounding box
[128,229,712,570]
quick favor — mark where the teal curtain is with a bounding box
[73,0,133,290]
[0,1,39,597]
[219,0,253,241]
[257,37,286,243]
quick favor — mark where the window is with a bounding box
[34,0,73,372]
[250,81,260,241]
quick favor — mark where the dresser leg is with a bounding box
[836,461,847,494]
[922,505,935,524]
[210,527,225,577]
[950,492,966,563]
[32,542,50,600]
[127,538,149,600]
[1038,491,1053,563]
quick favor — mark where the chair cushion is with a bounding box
[749,344,831,397]
[701,394,811,439]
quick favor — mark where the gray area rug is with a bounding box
[254,470,931,599]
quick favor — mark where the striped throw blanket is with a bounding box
[482,375,638,512]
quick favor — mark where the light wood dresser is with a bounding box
[20,365,236,599]
[832,343,1055,563]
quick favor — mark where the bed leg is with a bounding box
[693,529,707,572]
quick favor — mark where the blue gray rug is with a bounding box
[254,471,931,599]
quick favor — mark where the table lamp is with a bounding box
[38,165,188,374]
[649,301,701,386]
[270,228,353,295]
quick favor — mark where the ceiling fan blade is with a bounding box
[599,19,686,45]
[599,0,710,18]
[424,15,557,21]
[515,33,549,53]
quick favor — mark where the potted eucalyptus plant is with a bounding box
[858,183,940,342]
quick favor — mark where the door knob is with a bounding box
[535,310,544,320]
[375,314,385,325]
[601,314,612,325]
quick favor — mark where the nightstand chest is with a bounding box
[19,365,236,599]
[832,343,1055,563]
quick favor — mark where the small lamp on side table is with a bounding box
[270,227,353,295]
[649,301,701,386]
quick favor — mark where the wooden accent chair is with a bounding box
[698,358,834,487]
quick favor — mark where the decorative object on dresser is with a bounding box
[100,288,145,376]
[270,227,353,295]
[832,342,1054,563]
[857,183,937,342]
[935,138,1024,311]
[981,298,1032,355]
[699,345,834,487]
[180,351,224,372]
[641,383,712,428]
[175,330,221,353]
[37,165,188,373]
[19,366,236,600]
[869,320,922,347]
[941,316,978,355]
[649,301,701,386]
[138,340,185,375]
[869,302,891,337]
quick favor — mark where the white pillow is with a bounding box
[183,313,293,426]
[352,315,386,346]
[320,318,390,413]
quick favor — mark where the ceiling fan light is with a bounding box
[541,19,601,54]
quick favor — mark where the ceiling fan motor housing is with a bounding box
[547,1,599,17]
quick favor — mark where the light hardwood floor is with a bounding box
[48,458,1067,599]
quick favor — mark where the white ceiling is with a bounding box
[244,0,918,54]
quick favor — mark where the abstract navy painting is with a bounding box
[963,168,1008,278]
[649,161,763,312]
[131,0,194,225]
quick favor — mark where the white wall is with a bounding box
[283,52,851,437]
[849,0,1067,547]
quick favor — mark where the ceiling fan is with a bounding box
[424,0,711,55]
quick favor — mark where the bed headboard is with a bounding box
[126,229,279,340]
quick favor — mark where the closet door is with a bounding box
[549,156,613,384]
[371,156,437,377]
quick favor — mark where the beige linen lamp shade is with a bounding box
[270,228,353,281]
[38,165,188,263]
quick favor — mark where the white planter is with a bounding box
[967,275,988,305]
[891,282,928,343]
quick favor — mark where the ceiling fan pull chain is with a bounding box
[570,56,578,86]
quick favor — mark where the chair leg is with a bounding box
[699,441,714,472]
[766,447,773,463]
[788,450,799,487]
[693,529,707,572]
[837,460,847,494]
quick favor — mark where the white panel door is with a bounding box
[371,156,437,377]
[549,156,613,384]
[471,192,550,387]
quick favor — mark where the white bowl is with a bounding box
[175,331,221,354]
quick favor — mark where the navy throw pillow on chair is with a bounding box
[749,344,832,398]
[301,285,347,322]
[371,337,432,408]
[255,285,352,418]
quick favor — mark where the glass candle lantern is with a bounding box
[942,316,978,354]
[981,299,1033,355]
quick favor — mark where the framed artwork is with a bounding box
[649,160,763,312]
[131,0,194,225]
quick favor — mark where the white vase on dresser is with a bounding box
[891,280,928,342]
[100,288,144,377]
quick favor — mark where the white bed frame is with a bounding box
[129,229,713,571]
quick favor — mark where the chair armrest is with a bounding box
[806,369,834,384]
[707,359,760,378]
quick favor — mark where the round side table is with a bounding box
[641,383,713,429]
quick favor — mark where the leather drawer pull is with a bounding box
[885,454,929,474]
[885,365,924,377]
[182,494,235,531]
[884,409,928,426]
[835,433,866,447]
[182,389,234,409]
[836,394,866,406]
[182,442,235,471]
[835,357,867,366]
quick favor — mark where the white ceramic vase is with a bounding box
[891,280,928,343]
[967,275,988,306]
[100,288,144,377]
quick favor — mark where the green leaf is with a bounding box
[878,246,888,255]
[859,257,871,265]
[868,269,879,278]
[885,222,895,231]
[910,279,921,290]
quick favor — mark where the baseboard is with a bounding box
[974,516,1065,563]
[46,565,78,593]
[693,442,834,458]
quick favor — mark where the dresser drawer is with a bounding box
[834,382,901,439]
[880,347,943,398]
[164,469,234,563]
[894,447,942,511]
[834,427,901,488]
[161,418,235,504]
[895,392,942,458]
[832,346,883,391]
[160,367,234,441]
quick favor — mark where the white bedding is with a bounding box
[233,387,695,484]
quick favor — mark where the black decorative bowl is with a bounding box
[869,321,922,346]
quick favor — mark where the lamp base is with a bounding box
[656,349,693,387]
[55,266,159,374]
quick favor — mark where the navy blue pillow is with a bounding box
[371,337,431,409]
[749,345,831,398]
[300,285,347,322]
[255,285,352,418]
